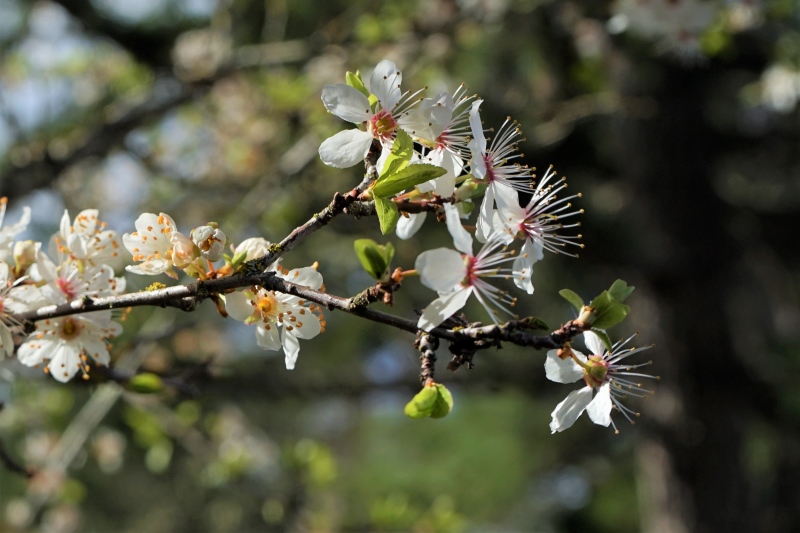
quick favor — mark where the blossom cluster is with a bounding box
[319,59,656,432]
[122,214,325,371]
[0,203,125,382]
[319,59,583,331]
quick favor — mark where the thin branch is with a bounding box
[0,437,33,479]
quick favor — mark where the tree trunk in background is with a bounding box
[616,61,759,533]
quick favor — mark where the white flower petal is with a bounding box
[318,129,374,168]
[225,291,255,322]
[550,387,593,433]
[584,330,606,357]
[0,324,13,358]
[475,185,496,243]
[444,203,473,255]
[288,312,320,340]
[396,212,426,240]
[369,59,402,111]
[256,324,281,351]
[468,99,486,153]
[48,343,82,383]
[282,329,301,370]
[544,349,586,383]
[321,84,372,123]
[415,248,466,293]
[417,286,472,332]
[279,267,323,290]
[586,383,613,427]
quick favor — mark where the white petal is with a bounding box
[549,387,593,433]
[282,330,301,370]
[396,212,426,240]
[318,129,374,168]
[586,383,613,427]
[370,59,402,111]
[583,330,606,357]
[475,185,496,243]
[279,267,323,290]
[287,312,320,340]
[468,100,486,153]
[321,84,372,123]
[444,203,473,255]
[417,287,472,332]
[48,343,82,383]
[544,349,586,383]
[225,291,256,322]
[415,248,466,293]
[256,324,282,351]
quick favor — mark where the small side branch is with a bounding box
[0,437,33,479]
[415,333,438,385]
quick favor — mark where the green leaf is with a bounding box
[608,279,635,303]
[377,129,414,181]
[404,385,439,419]
[353,239,395,280]
[430,384,454,418]
[589,291,630,329]
[559,289,585,312]
[375,196,400,234]
[372,164,447,198]
[127,373,165,394]
[590,328,613,353]
[345,70,370,98]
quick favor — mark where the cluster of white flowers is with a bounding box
[320,59,655,432]
[123,217,324,370]
[0,204,125,382]
[320,59,583,332]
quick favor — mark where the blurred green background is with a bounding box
[1,0,799,531]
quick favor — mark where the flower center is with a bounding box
[368,110,398,142]
[583,356,608,388]
[461,255,478,287]
[257,293,281,322]
[482,154,497,183]
[59,317,83,341]
[57,277,77,301]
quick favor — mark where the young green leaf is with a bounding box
[430,384,454,418]
[608,279,635,303]
[127,373,165,394]
[559,289,585,312]
[589,291,630,329]
[372,164,447,198]
[375,196,400,234]
[353,239,395,280]
[377,129,414,181]
[403,385,440,419]
[345,70,370,99]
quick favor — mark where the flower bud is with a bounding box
[233,237,271,263]
[13,240,38,272]
[170,231,196,268]
[192,225,226,262]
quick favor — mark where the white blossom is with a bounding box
[547,331,656,433]
[123,213,195,278]
[318,59,424,168]
[468,100,535,242]
[225,265,324,369]
[192,225,226,262]
[416,204,522,331]
[52,209,122,266]
[17,311,122,383]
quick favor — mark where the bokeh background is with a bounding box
[1,0,799,532]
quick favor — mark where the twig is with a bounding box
[0,437,33,478]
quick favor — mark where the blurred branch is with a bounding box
[0,75,217,199]
[0,437,33,479]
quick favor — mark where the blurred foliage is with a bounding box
[1,0,799,532]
